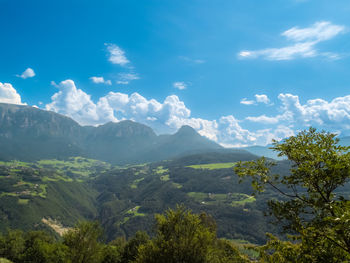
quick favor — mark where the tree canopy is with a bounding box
[135,205,249,263]
[234,127,350,262]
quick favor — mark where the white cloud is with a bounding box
[105,44,130,66]
[239,21,346,60]
[0,82,24,105]
[45,80,260,146]
[90,76,112,85]
[17,68,35,79]
[41,80,299,146]
[246,115,280,124]
[44,80,350,147]
[240,98,255,105]
[241,94,270,105]
[46,80,105,126]
[117,73,139,85]
[173,82,187,90]
[277,93,350,129]
[255,94,270,104]
[238,51,252,58]
[245,93,350,137]
[282,21,345,42]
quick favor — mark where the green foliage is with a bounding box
[100,245,122,263]
[206,239,251,263]
[0,208,251,263]
[0,230,25,262]
[234,128,350,261]
[63,221,103,263]
[121,231,149,262]
[135,206,249,263]
[0,230,68,263]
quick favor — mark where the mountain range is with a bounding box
[3,103,349,163]
[0,103,224,164]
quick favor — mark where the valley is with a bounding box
[0,154,282,244]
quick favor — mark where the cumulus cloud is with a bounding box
[239,21,346,60]
[117,73,140,85]
[173,82,187,90]
[46,80,104,125]
[45,79,193,131]
[241,94,270,105]
[17,68,35,79]
[105,44,130,66]
[0,82,24,105]
[44,80,350,147]
[255,94,270,104]
[90,76,112,85]
[45,80,269,146]
[277,93,350,129]
[245,93,350,137]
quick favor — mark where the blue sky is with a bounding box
[1,0,350,146]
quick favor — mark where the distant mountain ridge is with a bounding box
[241,145,282,160]
[0,103,223,164]
[241,136,350,160]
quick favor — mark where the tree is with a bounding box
[22,231,68,263]
[0,230,25,262]
[121,231,149,263]
[63,221,103,263]
[135,205,249,263]
[135,206,215,263]
[0,230,68,263]
[234,128,350,262]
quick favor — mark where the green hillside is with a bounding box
[0,157,104,234]
[0,153,281,244]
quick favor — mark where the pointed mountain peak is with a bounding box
[175,125,198,136]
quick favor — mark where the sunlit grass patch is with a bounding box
[0,160,31,167]
[160,174,170,181]
[42,175,73,182]
[37,157,111,178]
[154,166,169,174]
[131,178,144,189]
[172,182,182,188]
[186,162,236,170]
[18,198,29,205]
[231,194,256,206]
[126,206,146,217]
[188,192,256,206]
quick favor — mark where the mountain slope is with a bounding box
[241,145,283,160]
[0,103,222,164]
[0,103,84,161]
